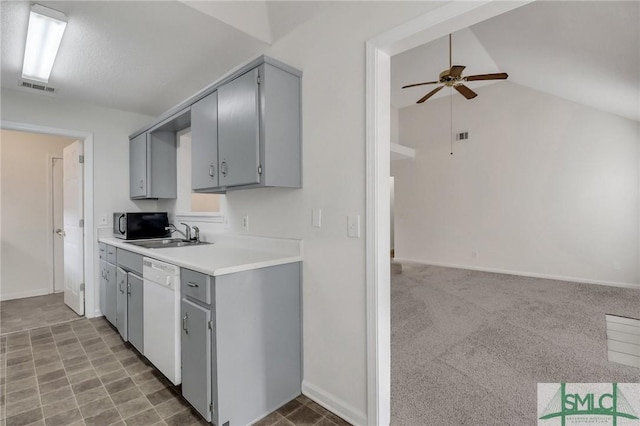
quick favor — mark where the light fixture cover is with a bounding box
[22,4,67,83]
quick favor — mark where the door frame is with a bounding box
[46,153,64,293]
[1,120,95,317]
[364,1,534,423]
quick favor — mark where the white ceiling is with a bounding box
[0,1,327,116]
[392,1,640,122]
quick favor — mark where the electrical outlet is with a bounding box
[100,214,108,226]
[223,216,230,229]
[242,215,249,232]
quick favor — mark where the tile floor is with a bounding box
[0,296,350,426]
[0,294,81,335]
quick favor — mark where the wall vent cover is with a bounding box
[19,80,56,93]
[605,314,640,369]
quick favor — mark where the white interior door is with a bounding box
[52,157,64,292]
[63,141,84,315]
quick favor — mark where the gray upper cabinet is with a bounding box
[190,58,302,193]
[191,91,219,191]
[218,68,261,188]
[132,56,302,195]
[129,131,177,199]
[129,133,147,198]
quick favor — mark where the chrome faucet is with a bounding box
[166,223,191,240]
[192,226,200,242]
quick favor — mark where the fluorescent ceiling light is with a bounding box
[22,4,67,83]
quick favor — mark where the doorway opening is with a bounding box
[365,1,533,423]
[1,125,93,335]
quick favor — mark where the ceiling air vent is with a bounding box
[19,80,56,93]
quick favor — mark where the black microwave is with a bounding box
[113,212,170,240]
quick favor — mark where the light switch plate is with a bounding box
[348,215,360,238]
[312,208,322,228]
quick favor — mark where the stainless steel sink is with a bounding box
[125,239,211,249]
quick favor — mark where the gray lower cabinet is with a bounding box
[116,267,128,341]
[127,273,144,353]
[180,262,301,426]
[111,248,144,351]
[102,245,117,327]
[181,298,213,422]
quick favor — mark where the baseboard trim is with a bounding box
[393,258,640,289]
[302,381,367,425]
[0,288,50,301]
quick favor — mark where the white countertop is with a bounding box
[98,234,302,277]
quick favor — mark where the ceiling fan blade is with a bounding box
[454,84,477,99]
[402,81,439,89]
[464,72,509,82]
[417,85,444,103]
[448,65,465,78]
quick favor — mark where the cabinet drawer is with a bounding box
[106,245,117,264]
[181,269,211,304]
[99,243,106,260]
[117,249,143,276]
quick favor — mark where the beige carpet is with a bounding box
[391,262,640,425]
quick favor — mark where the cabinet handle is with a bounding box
[182,313,189,334]
[139,179,144,190]
[187,282,199,288]
[221,161,228,177]
[209,164,215,178]
[127,283,131,295]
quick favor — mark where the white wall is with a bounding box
[392,81,639,286]
[220,2,443,422]
[0,130,76,300]
[1,88,155,311]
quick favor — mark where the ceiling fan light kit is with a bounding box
[402,33,509,104]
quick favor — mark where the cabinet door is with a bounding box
[218,69,260,187]
[99,260,107,317]
[191,91,219,190]
[116,267,128,341]
[127,273,144,354]
[181,299,212,422]
[105,263,117,326]
[130,133,148,198]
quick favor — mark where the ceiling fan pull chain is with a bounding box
[450,86,454,156]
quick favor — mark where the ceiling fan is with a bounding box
[402,34,509,104]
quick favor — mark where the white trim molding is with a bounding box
[364,1,534,423]
[302,381,367,426]
[1,120,96,317]
[394,258,640,290]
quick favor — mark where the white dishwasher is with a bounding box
[143,257,181,385]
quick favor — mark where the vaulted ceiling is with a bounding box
[0,1,329,116]
[392,1,640,122]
